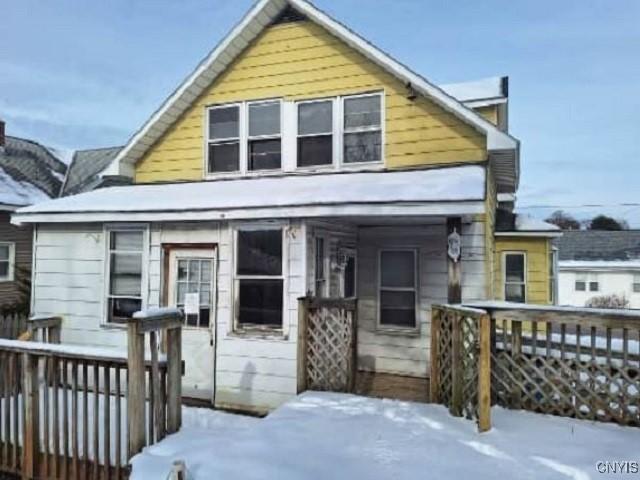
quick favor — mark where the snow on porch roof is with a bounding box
[12,166,486,224]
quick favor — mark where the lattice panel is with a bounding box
[492,348,640,427]
[436,311,454,406]
[306,306,355,392]
[460,316,480,420]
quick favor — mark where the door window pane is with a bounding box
[209,106,239,140]
[237,230,282,276]
[238,279,283,327]
[249,102,280,137]
[249,139,281,170]
[175,258,214,328]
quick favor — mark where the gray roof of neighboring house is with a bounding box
[555,230,640,261]
[0,136,67,207]
[61,146,129,197]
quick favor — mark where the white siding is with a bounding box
[558,268,640,308]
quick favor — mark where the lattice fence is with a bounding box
[430,305,491,431]
[491,314,640,427]
[298,298,357,393]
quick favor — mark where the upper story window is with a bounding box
[343,94,382,164]
[248,101,281,171]
[298,100,333,167]
[208,105,240,173]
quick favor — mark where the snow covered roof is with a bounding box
[495,213,561,237]
[61,146,128,196]
[105,0,518,192]
[0,136,67,209]
[13,165,487,224]
[440,76,508,108]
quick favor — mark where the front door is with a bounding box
[167,248,216,402]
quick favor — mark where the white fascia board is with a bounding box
[11,201,486,225]
[463,98,508,109]
[495,231,563,238]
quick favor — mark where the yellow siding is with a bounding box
[494,237,552,305]
[475,106,498,126]
[135,21,486,183]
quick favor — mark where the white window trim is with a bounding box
[172,253,217,330]
[231,222,289,336]
[0,242,15,282]
[204,99,284,178]
[102,224,149,326]
[574,273,587,292]
[339,91,385,169]
[376,248,419,332]
[295,97,336,172]
[503,251,527,303]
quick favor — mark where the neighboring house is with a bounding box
[0,120,67,310]
[12,0,556,413]
[556,230,640,308]
[60,146,128,197]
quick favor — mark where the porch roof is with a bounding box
[12,166,486,224]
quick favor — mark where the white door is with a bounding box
[167,248,216,402]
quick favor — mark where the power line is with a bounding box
[518,203,640,210]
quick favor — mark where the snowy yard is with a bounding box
[130,392,640,480]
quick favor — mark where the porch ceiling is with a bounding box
[12,166,486,224]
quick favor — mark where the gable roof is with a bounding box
[107,0,520,191]
[61,146,128,197]
[556,230,640,262]
[0,136,67,209]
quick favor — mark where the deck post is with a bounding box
[22,352,39,479]
[477,313,492,432]
[166,325,182,434]
[429,306,441,403]
[296,297,309,394]
[127,319,146,457]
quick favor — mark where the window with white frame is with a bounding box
[504,252,526,303]
[379,249,417,329]
[575,273,587,291]
[297,100,333,167]
[633,274,640,293]
[343,93,382,164]
[0,242,15,282]
[248,101,281,171]
[236,228,283,329]
[207,104,241,173]
[107,229,144,323]
[589,275,599,292]
[314,236,327,297]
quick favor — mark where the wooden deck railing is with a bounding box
[0,313,62,341]
[298,297,358,394]
[431,302,640,431]
[0,308,183,480]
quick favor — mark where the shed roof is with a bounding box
[13,165,486,224]
[555,230,640,261]
[61,146,126,196]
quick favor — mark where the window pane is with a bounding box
[188,260,200,281]
[344,95,381,129]
[0,261,8,278]
[298,101,332,135]
[238,279,283,327]
[575,281,586,291]
[209,106,239,139]
[589,282,599,292]
[344,131,381,163]
[505,284,525,303]
[177,282,187,303]
[178,260,188,280]
[201,261,211,282]
[0,245,8,261]
[208,142,239,173]
[237,230,282,276]
[110,231,143,251]
[110,253,142,296]
[298,136,332,167]
[380,251,415,288]
[380,308,415,327]
[201,288,211,305]
[505,254,525,283]
[186,313,198,327]
[249,139,281,170]
[249,102,280,137]
[109,298,141,323]
[381,290,415,309]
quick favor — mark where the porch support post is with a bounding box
[447,217,462,304]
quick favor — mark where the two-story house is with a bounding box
[12,0,557,413]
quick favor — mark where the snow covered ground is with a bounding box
[130,392,640,480]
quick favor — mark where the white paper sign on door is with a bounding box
[184,293,200,315]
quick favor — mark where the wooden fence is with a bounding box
[0,312,28,340]
[431,303,640,431]
[297,297,357,394]
[0,308,183,479]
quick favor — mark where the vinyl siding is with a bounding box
[494,236,552,304]
[0,213,33,308]
[135,20,486,182]
[475,105,499,126]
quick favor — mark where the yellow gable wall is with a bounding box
[494,236,552,305]
[475,106,498,126]
[135,20,487,183]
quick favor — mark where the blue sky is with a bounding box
[1,0,639,224]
